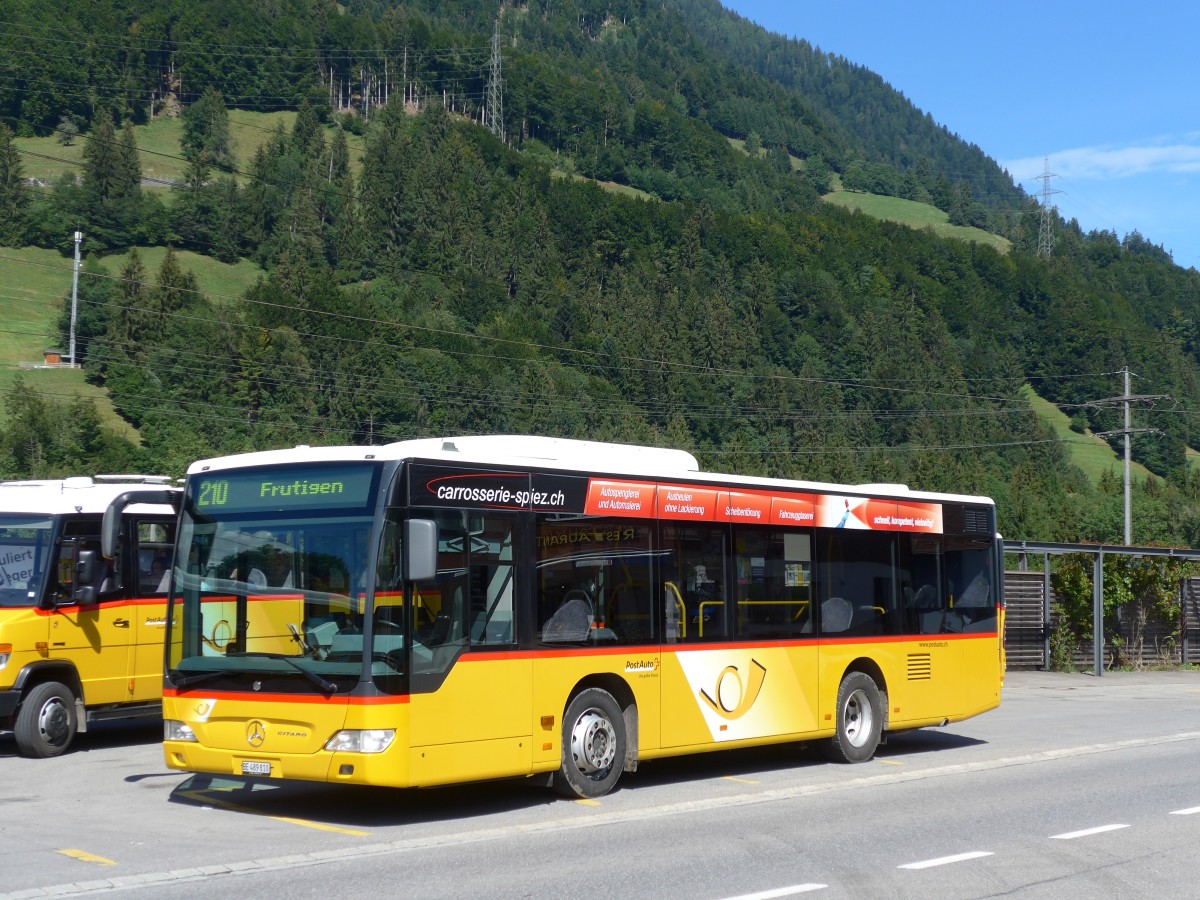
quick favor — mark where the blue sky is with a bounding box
[719,1,1200,270]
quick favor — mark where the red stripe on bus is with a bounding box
[34,596,167,614]
[458,631,998,659]
[163,688,409,705]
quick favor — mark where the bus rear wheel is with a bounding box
[15,681,78,758]
[553,688,626,799]
[822,671,882,764]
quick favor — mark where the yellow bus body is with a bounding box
[164,630,1000,787]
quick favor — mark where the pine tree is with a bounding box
[181,87,233,169]
[80,112,143,247]
[328,126,350,184]
[291,99,324,162]
[322,120,357,273]
[171,153,215,253]
[81,110,122,205]
[242,144,275,255]
[109,247,148,353]
[0,123,28,245]
[149,248,200,345]
[211,177,243,264]
[0,377,56,478]
[117,120,143,206]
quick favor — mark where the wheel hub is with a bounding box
[39,698,70,746]
[843,688,874,748]
[569,710,617,774]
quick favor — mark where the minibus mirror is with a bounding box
[76,548,96,584]
[403,519,438,582]
[73,549,97,604]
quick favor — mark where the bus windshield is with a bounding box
[0,515,54,608]
[166,463,386,692]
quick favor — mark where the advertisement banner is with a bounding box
[716,490,773,524]
[656,485,718,521]
[583,480,657,518]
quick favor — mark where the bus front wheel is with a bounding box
[15,681,78,758]
[823,671,882,764]
[553,688,626,799]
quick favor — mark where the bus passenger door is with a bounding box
[50,530,134,706]
[407,512,531,786]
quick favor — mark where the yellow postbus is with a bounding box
[0,476,180,757]
[162,436,1004,798]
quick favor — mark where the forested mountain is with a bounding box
[3,0,1200,547]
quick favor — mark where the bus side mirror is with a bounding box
[403,519,438,582]
[74,549,97,604]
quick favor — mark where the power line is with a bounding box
[0,378,1092,460]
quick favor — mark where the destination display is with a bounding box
[190,464,380,514]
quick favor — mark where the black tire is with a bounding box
[822,671,882,764]
[14,681,78,758]
[553,688,626,799]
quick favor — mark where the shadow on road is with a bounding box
[0,716,161,760]
[163,727,988,829]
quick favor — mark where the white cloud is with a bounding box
[1005,139,1200,182]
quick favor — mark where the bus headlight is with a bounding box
[164,720,198,742]
[0,644,10,671]
[325,729,395,753]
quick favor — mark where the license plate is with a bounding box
[241,760,271,776]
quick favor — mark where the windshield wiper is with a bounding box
[170,669,231,688]
[224,652,339,693]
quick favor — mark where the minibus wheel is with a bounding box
[14,681,78,758]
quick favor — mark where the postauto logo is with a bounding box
[698,659,767,721]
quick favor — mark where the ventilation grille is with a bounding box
[963,505,992,535]
[907,653,932,681]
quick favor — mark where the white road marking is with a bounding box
[898,851,993,869]
[1170,806,1200,815]
[721,885,827,899]
[1050,823,1130,840]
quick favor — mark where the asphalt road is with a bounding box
[2,669,1199,899]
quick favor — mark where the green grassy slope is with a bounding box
[823,190,1011,254]
[15,110,364,187]
[0,246,263,431]
[1022,384,1153,482]
[99,247,265,305]
[0,246,138,435]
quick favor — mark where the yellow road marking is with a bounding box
[179,790,370,836]
[723,776,759,784]
[878,759,905,766]
[575,798,602,807]
[58,849,117,866]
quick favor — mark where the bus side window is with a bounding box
[137,519,178,595]
[535,517,654,646]
[660,523,726,643]
[816,531,896,636]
